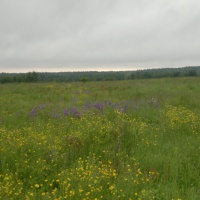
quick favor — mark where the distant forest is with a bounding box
[0,66,199,83]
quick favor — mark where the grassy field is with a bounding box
[0,77,199,200]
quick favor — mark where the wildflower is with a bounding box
[95,103,104,110]
[86,192,90,196]
[79,189,84,193]
[71,106,80,118]
[30,109,37,117]
[69,190,75,196]
[109,185,115,190]
[64,108,70,116]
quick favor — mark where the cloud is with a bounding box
[0,0,200,72]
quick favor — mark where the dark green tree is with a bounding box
[80,76,88,83]
[25,72,38,82]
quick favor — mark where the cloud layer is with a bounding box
[1,0,200,72]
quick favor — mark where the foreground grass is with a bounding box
[0,77,200,199]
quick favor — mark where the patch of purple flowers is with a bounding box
[27,97,160,119]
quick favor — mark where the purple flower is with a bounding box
[51,112,61,118]
[64,108,70,116]
[30,109,37,117]
[39,103,46,110]
[121,105,128,113]
[94,102,104,111]
[71,106,80,118]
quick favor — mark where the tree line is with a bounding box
[0,72,38,83]
[0,66,199,84]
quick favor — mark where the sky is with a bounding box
[0,0,200,73]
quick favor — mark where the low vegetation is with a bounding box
[0,77,199,199]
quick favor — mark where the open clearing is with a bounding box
[0,77,199,199]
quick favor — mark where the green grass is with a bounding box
[0,77,200,200]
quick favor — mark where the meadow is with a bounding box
[0,77,199,200]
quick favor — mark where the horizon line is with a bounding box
[1,65,198,74]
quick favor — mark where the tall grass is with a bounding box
[0,77,199,199]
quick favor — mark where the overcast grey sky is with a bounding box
[0,0,200,72]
